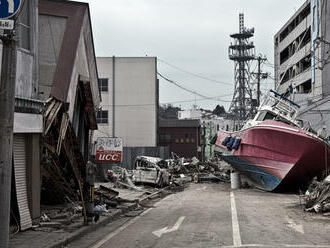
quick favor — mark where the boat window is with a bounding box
[256,111,276,121]
[264,112,276,120]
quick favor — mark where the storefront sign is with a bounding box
[96,137,122,163]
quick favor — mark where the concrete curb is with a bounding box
[48,202,138,248]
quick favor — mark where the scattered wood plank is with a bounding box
[56,113,69,155]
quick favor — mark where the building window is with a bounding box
[159,134,171,143]
[279,5,310,42]
[98,78,108,92]
[18,0,30,50]
[96,110,108,124]
[300,79,312,93]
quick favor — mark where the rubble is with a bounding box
[166,154,231,184]
[304,176,330,213]
[95,185,119,200]
[104,154,231,190]
[93,205,109,216]
[41,98,89,223]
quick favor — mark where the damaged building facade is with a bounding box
[0,0,100,233]
[0,0,44,231]
[274,0,330,134]
[38,0,100,206]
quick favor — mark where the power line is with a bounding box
[158,58,233,86]
[157,72,220,100]
[100,93,234,108]
[97,72,234,110]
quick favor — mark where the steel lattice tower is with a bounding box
[228,14,256,122]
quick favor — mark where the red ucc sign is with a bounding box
[95,137,123,163]
[96,150,122,162]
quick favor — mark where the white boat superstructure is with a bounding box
[243,90,301,129]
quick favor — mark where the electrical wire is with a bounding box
[157,72,226,100]
[100,93,234,108]
[158,58,233,86]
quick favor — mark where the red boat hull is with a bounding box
[215,120,330,191]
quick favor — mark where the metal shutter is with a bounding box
[13,134,32,231]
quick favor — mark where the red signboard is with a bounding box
[95,137,122,163]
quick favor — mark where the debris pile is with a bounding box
[41,98,86,206]
[94,185,119,209]
[37,183,141,231]
[167,155,230,183]
[37,201,83,231]
[305,176,330,213]
[104,154,231,189]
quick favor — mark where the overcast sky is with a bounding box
[82,0,306,111]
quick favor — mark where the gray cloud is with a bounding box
[82,0,306,110]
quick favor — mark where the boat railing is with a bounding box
[261,92,300,120]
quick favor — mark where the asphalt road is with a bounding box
[68,183,330,248]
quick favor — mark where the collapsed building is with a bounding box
[38,0,100,205]
[5,0,100,233]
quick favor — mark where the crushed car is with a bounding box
[132,156,170,187]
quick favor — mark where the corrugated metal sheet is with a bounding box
[14,134,32,231]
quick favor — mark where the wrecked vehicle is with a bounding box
[132,156,170,187]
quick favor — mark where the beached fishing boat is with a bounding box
[215,90,330,191]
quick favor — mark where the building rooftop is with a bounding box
[159,119,200,128]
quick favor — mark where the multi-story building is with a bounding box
[274,1,317,101]
[274,0,330,133]
[94,57,158,147]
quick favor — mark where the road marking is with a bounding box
[90,200,163,248]
[152,216,185,238]
[230,191,242,247]
[285,215,304,234]
[222,244,330,247]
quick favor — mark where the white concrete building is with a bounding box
[274,0,320,103]
[178,105,202,120]
[274,0,330,135]
[94,57,158,147]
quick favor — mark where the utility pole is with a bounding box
[0,3,23,246]
[0,31,17,248]
[253,55,268,107]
